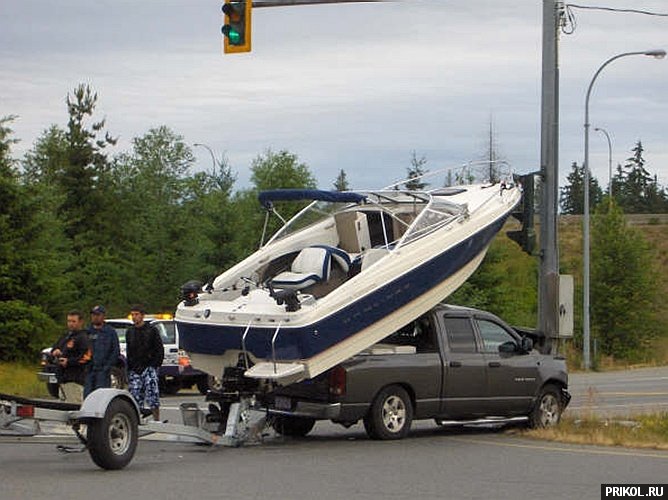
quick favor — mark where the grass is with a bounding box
[522,413,668,450]
[0,362,49,398]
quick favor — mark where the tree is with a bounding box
[60,84,117,239]
[613,141,667,213]
[333,169,349,191]
[405,151,428,190]
[590,200,662,361]
[559,161,603,214]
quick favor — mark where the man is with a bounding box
[84,305,121,398]
[125,305,164,420]
[50,310,91,403]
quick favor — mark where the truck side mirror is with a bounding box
[520,336,533,353]
[498,341,518,354]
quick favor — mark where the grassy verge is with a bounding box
[523,414,668,450]
[0,362,49,398]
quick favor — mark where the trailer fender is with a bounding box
[75,388,140,420]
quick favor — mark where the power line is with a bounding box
[566,4,668,17]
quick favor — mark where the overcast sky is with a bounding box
[2,0,667,190]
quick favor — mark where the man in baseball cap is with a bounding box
[84,305,120,398]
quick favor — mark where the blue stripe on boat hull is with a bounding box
[178,215,508,361]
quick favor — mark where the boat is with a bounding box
[176,167,522,384]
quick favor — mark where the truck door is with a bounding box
[438,315,490,418]
[475,317,540,413]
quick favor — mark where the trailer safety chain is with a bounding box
[56,423,88,454]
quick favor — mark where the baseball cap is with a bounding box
[90,305,106,314]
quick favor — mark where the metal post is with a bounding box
[582,49,666,371]
[539,0,561,352]
[594,127,612,198]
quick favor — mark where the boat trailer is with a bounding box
[0,389,267,470]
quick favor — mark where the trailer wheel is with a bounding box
[363,385,413,440]
[87,398,138,470]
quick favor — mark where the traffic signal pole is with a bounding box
[539,0,562,352]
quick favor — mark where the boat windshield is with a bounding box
[265,190,464,250]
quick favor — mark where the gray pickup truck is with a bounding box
[265,304,570,440]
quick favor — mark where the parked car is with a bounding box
[252,304,570,439]
[38,315,214,399]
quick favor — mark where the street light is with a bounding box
[593,127,613,198]
[582,49,666,371]
[193,142,218,171]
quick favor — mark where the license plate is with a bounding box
[274,396,292,411]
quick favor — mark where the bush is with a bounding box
[0,300,59,362]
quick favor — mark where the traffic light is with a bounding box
[222,0,252,54]
[507,173,537,255]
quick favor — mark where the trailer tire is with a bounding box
[271,415,316,437]
[87,398,138,470]
[363,385,413,440]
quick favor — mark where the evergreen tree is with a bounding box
[333,169,349,191]
[559,161,603,214]
[405,151,428,190]
[590,200,662,361]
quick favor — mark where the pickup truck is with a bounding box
[262,304,570,440]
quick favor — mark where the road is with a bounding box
[567,366,668,417]
[1,366,666,499]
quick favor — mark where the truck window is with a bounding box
[443,317,477,352]
[383,316,437,352]
[477,319,515,353]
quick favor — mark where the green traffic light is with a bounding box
[221,25,243,45]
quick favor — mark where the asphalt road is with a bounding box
[567,366,668,417]
[1,366,667,499]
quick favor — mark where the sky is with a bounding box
[2,0,667,191]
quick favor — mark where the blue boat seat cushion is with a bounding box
[271,245,352,290]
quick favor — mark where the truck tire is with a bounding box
[271,415,316,437]
[529,384,563,428]
[87,398,139,470]
[159,377,181,395]
[363,385,413,440]
[46,382,60,399]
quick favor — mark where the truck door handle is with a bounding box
[488,362,501,368]
[169,348,178,353]
[449,361,462,368]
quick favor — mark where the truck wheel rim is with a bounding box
[108,413,132,455]
[539,394,559,427]
[382,395,406,432]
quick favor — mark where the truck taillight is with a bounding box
[328,366,346,397]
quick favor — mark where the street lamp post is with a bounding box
[193,142,218,172]
[593,127,613,198]
[582,49,666,371]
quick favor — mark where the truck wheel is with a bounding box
[271,415,316,437]
[46,382,60,399]
[364,385,413,440]
[110,367,127,389]
[87,398,138,470]
[529,384,563,428]
[159,377,180,395]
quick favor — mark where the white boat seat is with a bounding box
[271,247,331,290]
[311,244,352,273]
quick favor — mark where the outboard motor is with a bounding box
[180,280,203,306]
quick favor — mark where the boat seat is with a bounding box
[271,247,332,290]
[311,244,352,274]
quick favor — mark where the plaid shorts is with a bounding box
[128,367,160,409]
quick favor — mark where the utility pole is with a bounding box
[539,0,562,351]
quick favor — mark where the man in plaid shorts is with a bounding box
[126,305,164,420]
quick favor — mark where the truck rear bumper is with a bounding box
[270,401,342,420]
